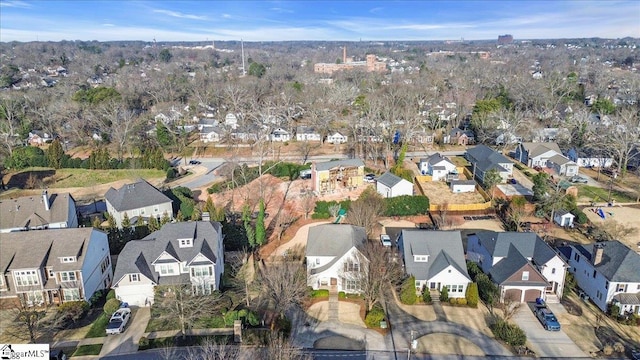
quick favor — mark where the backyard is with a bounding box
[417,180,486,206]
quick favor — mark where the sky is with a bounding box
[1,0,639,42]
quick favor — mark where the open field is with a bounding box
[417,180,486,206]
[577,185,638,203]
[583,205,640,249]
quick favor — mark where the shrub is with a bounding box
[338,292,346,299]
[166,167,177,180]
[224,310,239,327]
[310,289,330,298]
[422,289,432,303]
[58,301,90,325]
[440,287,449,302]
[246,311,260,326]
[103,298,120,315]
[400,276,418,305]
[449,298,457,305]
[490,318,527,346]
[106,289,116,301]
[465,283,479,307]
[574,209,588,224]
[139,336,149,348]
[457,298,468,306]
[364,305,385,328]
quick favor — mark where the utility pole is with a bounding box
[241,39,246,76]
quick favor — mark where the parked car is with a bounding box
[364,173,376,183]
[188,160,201,165]
[631,349,640,360]
[570,175,588,183]
[509,178,517,184]
[50,350,67,360]
[380,234,392,247]
[299,169,312,179]
[534,298,561,331]
[106,308,132,335]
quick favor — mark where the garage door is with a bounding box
[524,289,541,302]
[504,289,521,303]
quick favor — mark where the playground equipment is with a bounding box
[334,208,347,223]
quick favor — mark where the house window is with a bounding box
[344,279,359,292]
[62,257,76,263]
[616,284,626,292]
[522,271,530,281]
[132,209,139,216]
[63,288,80,301]
[179,239,193,248]
[574,253,580,262]
[15,270,39,286]
[191,266,213,277]
[129,274,139,282]
[315,258,320,265]
[343,261,360,272]
[100,257,111,273]
[414,256,428,262]
[60,272,77,282]
[48,269,54,278]
[551,268,556,274]
[26,291,44,305]
[605,281,609,290]
[140,208,146,215]
[446,285,463,293]
[593,270,597,278]
[415,280,421,288]
[159,264,176,276]
[154,206,160,213]
[193,283,213,295]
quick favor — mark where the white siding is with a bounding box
[307,248,363,293]
[425,266,470,298]
[80,231,112,302]
[114,274,156,307]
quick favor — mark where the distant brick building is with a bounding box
[498,34,514,45]
[314,47,386,74]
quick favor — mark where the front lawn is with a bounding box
[577,185,636,203]
[49,168,165,188]
[72,344,102,356]
[85,313,109,338]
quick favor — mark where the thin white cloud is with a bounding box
[270,7,293,14]
[102,23,115,27]
[153,9,207,20]
[222,13,232,19]
[369,7,383,14]
[0,0,32,8]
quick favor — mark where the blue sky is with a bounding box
[1,1,638,42]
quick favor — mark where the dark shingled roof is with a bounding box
[475,231,558,266]
[112,221,222,285]
[466,145,512,173]
[399,230,470,282]
[306,224,366,275]
[421,153,455,167]
[573,241,640,282]
[315,159,364,172]
[489,245,548,286]
[376,172,404,188]
[105,179,172,212]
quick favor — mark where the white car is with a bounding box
[105,308,131,335]
[380,234,392,247]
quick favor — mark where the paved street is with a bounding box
[512,304,587,358]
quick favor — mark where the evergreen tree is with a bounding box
[106,213,116,230]
[176,210,184,222]
[122,212,131,229]
[255,199,266,246]
[190,207,201,221]
[148,216,160,232]
[242,205,255,248]
[46,139,64,169]
[160,211,171,225]
[92,216,102,229]
[204,197,215,217]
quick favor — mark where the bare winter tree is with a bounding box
[346,188,385,238]
[227,249,256,307]
[92,100,141,160]
[0,95,28,156]
[259,261,308,317]
[9,300,50,343]
[299,192,316,220]
[153,284,223,339]
[603,109,640,176]
[183,338,242,360]
[295,140,320,164]
[262,332,312,360]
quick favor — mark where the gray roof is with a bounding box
[547,154,574,166]
[490,245,548,286]
[376,172,405,188]
[0,192,74,231]
[314,159,364,172]
[451,180,476,186]
[422,153,455,167]
[105,179,172,212]
[112,221,222,285]
[475,231,558,266]
[399,230,470,282]
[306,224,366,275]
[612,292,640,305]
[0,228,99,273]
[466,145,512,173]
[520,142,562,158]
[573,241,640,282]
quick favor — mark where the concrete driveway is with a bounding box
[99,306,150,357]
[513,303,587,358]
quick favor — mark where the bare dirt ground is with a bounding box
[417,180,486,206]
[583,205,640,249]
[306,301,366,327]
[443,216,505,232]
[268,221,330,260]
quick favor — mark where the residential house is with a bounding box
[446,128,475,145]
[398,230,471,297]
[0,228,112,306]
[515,142,563,168]
[547,154,579,176]
[270,128,291,142]
[561,241,640,315]
[27,131,53,146]
[466,145,513,184]
[554,210,575,227]
[326,132,348,144]
[224,113,239,129]
[200,127,223,143]
[296,126,322,142]
[0,191,78,233]
[566,148,614,168]
[311,159,365,193]
[111,221,224,307]
[410,130,435,144]
[105,179,173,228]
[419,153,458,180]
[467,231,567,302]
[306,224,367,293]
[376,172,413,198]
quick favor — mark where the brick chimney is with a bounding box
[592,243,604,266]
[42,190,50,211]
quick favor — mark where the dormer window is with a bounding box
[522,271,530,281]
[179,238,193,248]
[61,257,76,263]
[414,255,429,262]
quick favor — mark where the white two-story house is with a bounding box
[398,230,471,297]
[111,221,224,306]
[105,179,173,228]
[467,231,567,302]
[561,241,640,315]
[0,191,78,233]
[419,153,458,181]
[306,224,367,294]
[515,142,563,168]
[0,228,112,306]
[326,132,348,144]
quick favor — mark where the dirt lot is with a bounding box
[418,180,486,206]
[583,205,640,249]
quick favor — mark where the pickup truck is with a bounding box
[534,298,561,331]
[105,307,131,335]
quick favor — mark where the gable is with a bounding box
[504,263,547,284]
